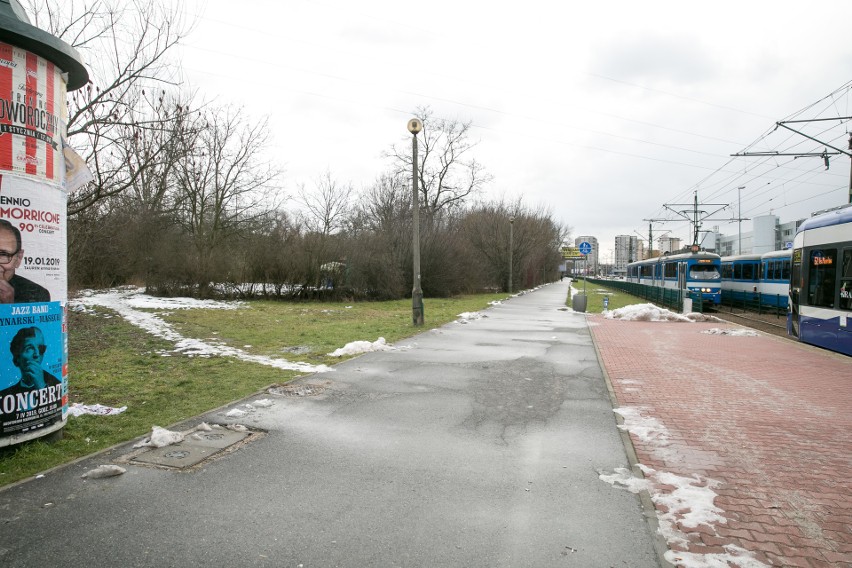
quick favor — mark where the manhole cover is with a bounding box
[165,450,190,459]
[129,427,254,469]
[268,384,326,397]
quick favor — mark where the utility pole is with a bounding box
[642,218,670,258]
[664,192,728,249]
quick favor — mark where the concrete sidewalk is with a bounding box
[0,281,666,568]
[590,313,852,567]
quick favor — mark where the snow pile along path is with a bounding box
[328,337,394,357]
[71,287,332,373]
[604,303,721,323]
[456,311,487,323]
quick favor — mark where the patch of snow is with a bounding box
[598,467,652,493]
[456,311,486,323]
[665,545,770,568]
[68,403,127,417]
[70,287,331,374]
[133,426,184,448]
[328,337,393,357]
[81,465,127,479]
[702,328,759,337]
[225,408,248,418]
[253,399,274,408]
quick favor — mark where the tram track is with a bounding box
[707,308,791,340]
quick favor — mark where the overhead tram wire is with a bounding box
[666,85,852,218]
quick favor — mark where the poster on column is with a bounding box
[0,41,65,182]
[0,174,66,435]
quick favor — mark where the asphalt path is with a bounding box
[0,281,664,567]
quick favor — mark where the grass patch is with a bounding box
[569,280,645,313]
[0,293,506,487]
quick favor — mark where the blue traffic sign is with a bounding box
[579,241,592,255]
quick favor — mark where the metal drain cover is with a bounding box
[268,383,326,397]
[130,428,251,469]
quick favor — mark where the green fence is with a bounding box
[719,292,786,318]
[580,278,704,313]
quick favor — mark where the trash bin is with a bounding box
[572,294,587,313]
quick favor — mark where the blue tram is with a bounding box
[788,205,852,356]
[720,250,791,309]
[627,251,722,306]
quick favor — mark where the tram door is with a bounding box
[678,262,687,290]
[788,248,802,338]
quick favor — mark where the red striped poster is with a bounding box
[0,43,65,183]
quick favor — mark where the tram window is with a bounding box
[781,260,790,281]
[664,262,677,278]
[733,264,741,280]
[722,264,732,279]
[807,249,837,308]
[840,249,852,311]
[760,261,768,280]
[741,263,756,281]
[689,263,721,280]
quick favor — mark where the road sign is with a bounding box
[561,246,583,260]
[579,241,592,255]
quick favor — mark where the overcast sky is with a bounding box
[168,0,852,259]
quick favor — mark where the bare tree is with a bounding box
[25,0,194,214]
[386,106,492,216]
[173,104,282,291]
[462,199,569,292]
[298,170,352,236]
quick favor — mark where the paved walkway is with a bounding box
[0,281,665,568]
[590,314,852,567]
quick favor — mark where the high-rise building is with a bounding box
[658,236,681,254]
[614,235,640,271]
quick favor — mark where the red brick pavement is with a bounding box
[590,317,852,568]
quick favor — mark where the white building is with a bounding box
[714,214,804,256]
[658,236,681,255]
[614,235,640,272]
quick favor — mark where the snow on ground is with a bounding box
[702,328,760,337]
[328,337,397,357]
[70,287,332,374]
[604,303,721,323]
[68,403,127,417]
[601,406,769,568]
[456,311,487,323]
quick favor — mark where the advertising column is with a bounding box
[0,42,70,445]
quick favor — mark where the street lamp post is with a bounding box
[408,118,424,326]
[508,216,514,294]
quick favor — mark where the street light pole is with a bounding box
[408,118,424,326]
[508,216,514,294]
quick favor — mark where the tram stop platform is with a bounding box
[589,310,852,567]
